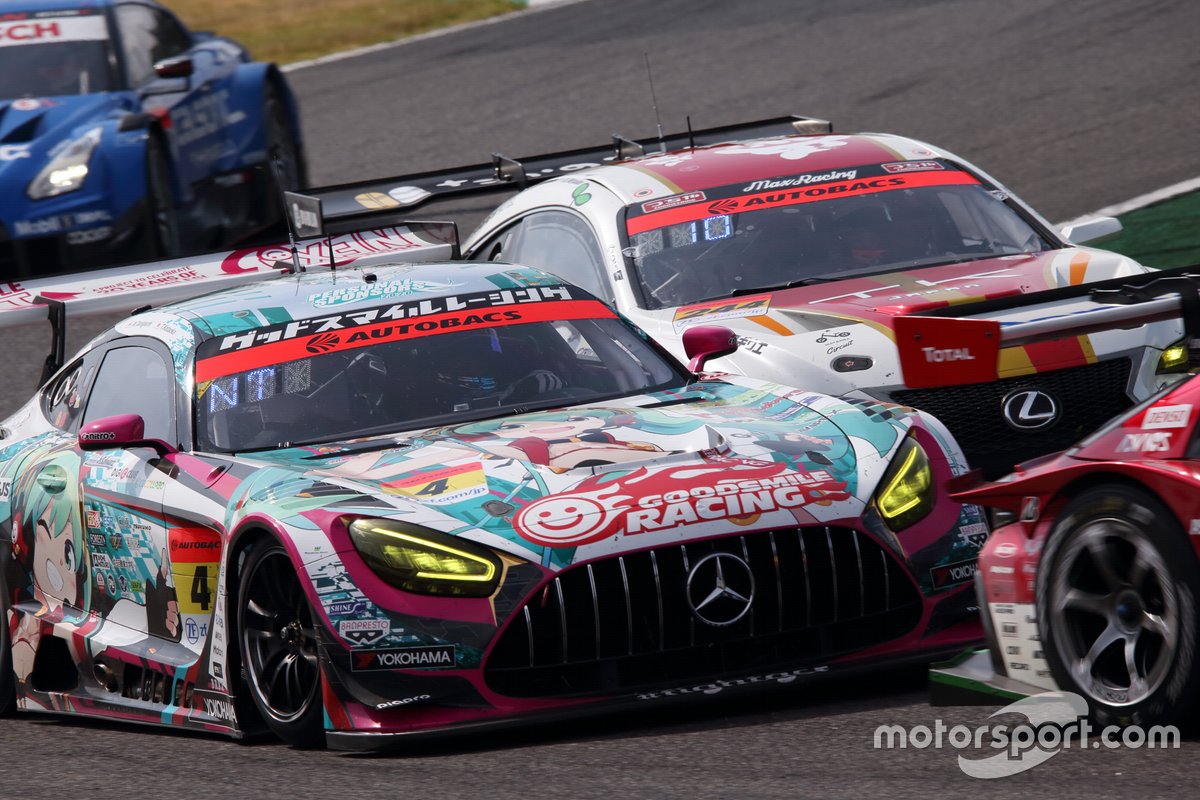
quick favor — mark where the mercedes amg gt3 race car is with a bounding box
[0,0,305,279]
[293,115,1184,477]
[924,270,1200,728]
[0,219,987,750]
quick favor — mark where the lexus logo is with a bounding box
[686,552,756,627]
[1001,389,1060,431]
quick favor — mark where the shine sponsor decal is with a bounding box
[1141,403,1192,430]
[339,617,390,646]
[514,457,851,548]
[351,645,456,671]
[627,169,978,236]
[672,296,771,332]
[197,292,614,382]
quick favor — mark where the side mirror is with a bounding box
[79,414,177,456]
[1060,216,1122,245]
[682,325,739,373]
[153,55,194,79]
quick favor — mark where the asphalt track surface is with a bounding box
[3,0,1200,797]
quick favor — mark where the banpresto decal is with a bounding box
[514,456,850,547]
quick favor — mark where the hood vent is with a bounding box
[2,114,44,144]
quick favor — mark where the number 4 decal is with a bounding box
[190,565,211,612]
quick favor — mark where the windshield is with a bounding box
[625,162,1052,309]
[194,306,688,452]
[0,13,115,97]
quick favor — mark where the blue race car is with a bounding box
[0,0,306,279]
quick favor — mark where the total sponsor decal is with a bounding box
[514,457,851,548]
[672,296,770,333]
[1141,403,1192,430]
[1116,431,1172,453]
[742,169,857,193]
[351,645,456,671]
[921,346,975,363]
[339,617,390,646]
[636,665,829,700]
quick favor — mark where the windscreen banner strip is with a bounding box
[625,170,980,236]
[195,299,616,382]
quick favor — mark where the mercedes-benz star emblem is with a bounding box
[1000,388,1060,431]
[686,552,756,627]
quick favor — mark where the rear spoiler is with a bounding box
[895,264,1200,388]
[293,114,833,228]
[2,208,459,384]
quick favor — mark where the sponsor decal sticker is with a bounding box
[1141,403,1192,430]
[641,191,706,213]
[930,558,978,589]
[1116,431,1172,453]
[672,296,770,332]
[355,191,400,209]
[0,144,31,160]
[169,527,221,616]
[339,617,390,646]
[382,462,488,506]
[881,161,944,173]
[308,278,461,308]
[0,15,106,46]
[742,170,857,192]
[352,645,456,671]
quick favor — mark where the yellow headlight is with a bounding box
[1157,340,1190,373]
[875,438,934,531]
[349,519,500,597]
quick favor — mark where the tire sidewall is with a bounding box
[237,539,324,747]
[144,134,180,258]
[1037,484,1200,727]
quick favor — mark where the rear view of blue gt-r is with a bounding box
[0,0,306,280]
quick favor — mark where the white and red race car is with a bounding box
[297,115,1187,477]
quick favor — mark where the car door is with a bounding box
[73,340,185,659]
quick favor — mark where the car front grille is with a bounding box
[891,357,1133,477]
[484,526,922,698]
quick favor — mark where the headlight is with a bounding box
[27,127,103,199]
[348,519,501,598]
[1156,337,1191,373]
[874,437,934,531]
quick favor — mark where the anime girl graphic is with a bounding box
[8,446,86,685]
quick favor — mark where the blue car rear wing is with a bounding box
[294,114,833,226]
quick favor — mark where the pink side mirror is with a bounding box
[79,414,175,456]
[682,325,739,373]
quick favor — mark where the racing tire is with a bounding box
[1037,484,1200,728]
[0,588,15,717]
[144,134,181,259]
[238,540,325,748]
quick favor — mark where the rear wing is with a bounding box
[895,265,1200,388]
[2,210,458,384]
[294,114,833,229]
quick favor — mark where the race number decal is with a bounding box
[169,527,222,615]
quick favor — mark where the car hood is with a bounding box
[0,93,128,179]
[237,380,920,568]
[670,247,1145,335]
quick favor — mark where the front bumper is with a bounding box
[929,647,1047,706]
[1,200,147,280]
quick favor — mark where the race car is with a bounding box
[923,270,1200,726]
[0,227,987,750]
[295,115,1184,478]
[0,0,306,280]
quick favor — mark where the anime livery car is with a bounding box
[922,270,1200,726]
[296,115,1183,477]
[0,249,987,749]
[0,0,305,279]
